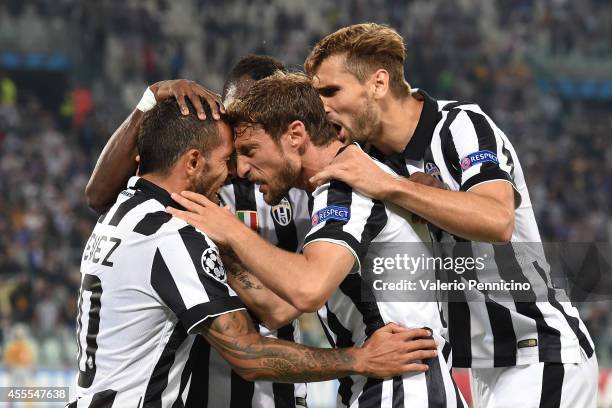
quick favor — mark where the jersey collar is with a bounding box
[401,89,440,160]
[128,176,186,210]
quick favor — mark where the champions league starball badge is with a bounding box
[201,248,226,283]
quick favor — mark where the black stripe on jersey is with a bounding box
[107,192,150,226]
[533,262,594,358]
[89,389,117,408]
[460,168,514,192]
[455,241,519,367]
[439,109,462,185]
[465,110,499,173]
[307,193,314,217]
[441,101,470,111]
[230,371,254,408]
[501,141,515,178]
[271,202,299,252]
[360,199,387,248]
[183,336,211,408]
[177,226,232,300]
[97,212,108,224]
[358,378,382,408]
[151,249,188,315]
[143,324,188,407]
[171,338,194,408]
[339,275,384,338]
[539,362,564,408]
[425,355,446,408]
[357,378,383,407]
[392,376,405,407]
[324,307,354,407]
[180,300,245,334]
[494,244,562,362]
[447,242,474,367]
[274,324,298,408]
[486,301,518,367]
[233,179,257,211]
[134,211,173,236]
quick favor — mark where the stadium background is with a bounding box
[0,0,611,406]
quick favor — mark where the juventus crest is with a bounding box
[271,197,293,226]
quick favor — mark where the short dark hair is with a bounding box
[227,72,337,147]
[222,55,286,102]
[138,99,223,175]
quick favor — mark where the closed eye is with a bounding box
[317,86,340,97]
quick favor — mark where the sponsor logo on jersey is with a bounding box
[311,205,350,226]
[201,247,226,283]
[272,197,293,226]
[460,150,498,171]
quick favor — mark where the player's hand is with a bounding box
[406,172,447,223]
[165,191,246,246]
[149,79,225,120]
[309,144,396,200]
[356,324,438,379]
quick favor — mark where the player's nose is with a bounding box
[236,156,250,179]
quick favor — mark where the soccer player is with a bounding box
[167,73,466,407]
[304,23,598,408]
[203,55,313,406]
[68,97,437,407]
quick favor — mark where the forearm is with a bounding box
[85,109,143,214]
[209,330,361,382]
[226,228,319,310]
[384,177,513,242]
[222,251,302,329]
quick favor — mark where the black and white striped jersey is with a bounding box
[184,178,309,407]
[303,154,465,407]
[70,177,245,408]
[378,89,594,368]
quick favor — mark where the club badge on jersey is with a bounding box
[271,197,293,226]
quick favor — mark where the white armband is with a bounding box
[136,87,157,112]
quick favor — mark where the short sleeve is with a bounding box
[445,109,520,207]
[303,179,387,267]
[151,225,244,334]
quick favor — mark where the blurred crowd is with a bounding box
[0,0,611,374]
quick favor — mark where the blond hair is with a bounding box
[305,23,410,97]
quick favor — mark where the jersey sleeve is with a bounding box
[151,225,245,334]
[303,179,387,270]
[444,109,521,206]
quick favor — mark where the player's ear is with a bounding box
[371,68,390,100]
[284,120,308,151]
[184,149,205,176]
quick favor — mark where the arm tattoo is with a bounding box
[221,251,262,290]
[201,310,358,382]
